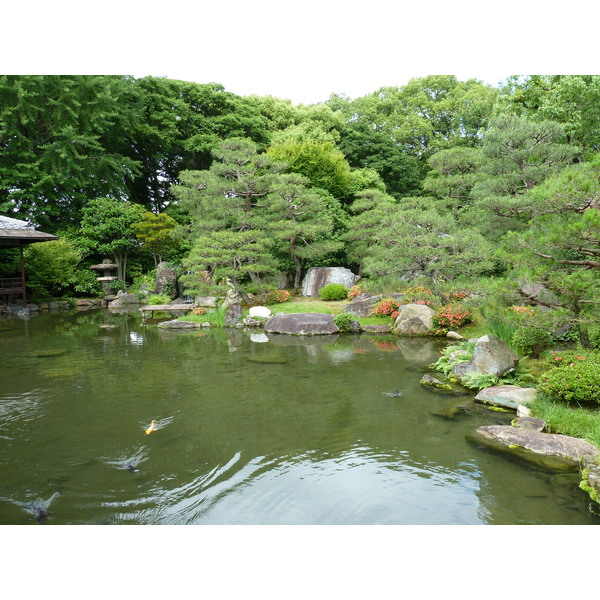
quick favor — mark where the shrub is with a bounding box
[147,293,171,305]
[460,372,499,390]
[539,351,600,405]
[333,312,355,332]
[433,341,476,376]
[373,298,400,318]
[432,304,473,330]
[192,306,207,315]
[513,326,554,359]
[348,284,362,300]
[449,290,469,301]
[318,283,348,301]
[265,289,291,305]
[403,286,436,307]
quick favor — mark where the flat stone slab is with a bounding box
[157,320,201,329]
[513,417,546,432]
[362,324,391,334]
[264,313,339,336]
[474,385,537,410]
[474,425,600,468]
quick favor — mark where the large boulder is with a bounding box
[452,334,519,379]
[225,301,242,327]
[474,385,537,410]
[473,425,600,468]
[343,294,383,317]
[392,303,434,336]
[249,306,272,319]
[157,320,201,329]
[154,262,178,299]
[301,267,358,297]
[264,312,339,335]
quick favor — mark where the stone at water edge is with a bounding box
[225,301,242,327]
[392,303,435,336]
[157,320,201,329]
[474,385,537,410]
[420,374,453,391]
[513,417,546,432]
[452,334,519,379]
[264,312,339,336]
[474,425,600,468]
[446,331,463,340]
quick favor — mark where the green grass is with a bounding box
[530,395,600,450]
[177,308,226,327]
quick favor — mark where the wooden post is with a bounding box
[20,243,27,306]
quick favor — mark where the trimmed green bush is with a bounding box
[318,283,348,301]
[147,293,171,305]
[539,351,600,405]
[333,312,355,332]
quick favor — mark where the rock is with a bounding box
[474,385,537,410]
[474,425,600,468]
[249,306,272,319]
[452,334,519,379]
[301,267,359,297]
[343,294,383,317]
[225,301,242,327]
[154,263,178,299]
[362,324,391,334]
[517,405,531,418]
[250,333,269,343]
[513,417,546,432]
[420,374,453,391]
[392,303,435,336]
[221,281,242,312]
[157,320,201,329]
[519,282,560,307]
[109,290,138,309]
[264,312,339,336]
[348,320,362,333]
[446,331,463,340]
[584,464,600,502]
[195,296,218,307]
[242,317,263,327]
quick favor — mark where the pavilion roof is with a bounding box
[0,216,59,248]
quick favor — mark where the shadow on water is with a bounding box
[0,310,598,525]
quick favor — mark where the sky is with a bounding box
[3,0,599,105]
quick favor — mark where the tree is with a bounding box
[173,138,284,296]
[346,193,494,282]
[133,211,180,267]
[266,140,354,201]
[78,198,145,282]
[0,75,141,230]
[471,114,579,239]
[263,174,342,293]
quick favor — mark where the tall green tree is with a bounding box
[0,75,141,230]
[78,198,145,282]
[263,174,342,293]
[133,211,180,267]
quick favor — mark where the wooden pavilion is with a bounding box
[0,215,59,305]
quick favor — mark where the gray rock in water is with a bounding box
[362,324,391,334]
[474,385,537,410]
[157,320,201,329]
[301,267,358,297]
[392,303,435,336]
[420,374,453,391]
[474,425,600,468]
[453,334,519,379]
[264,312,339,335]
[446,331,463,340]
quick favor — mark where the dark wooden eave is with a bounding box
[0,230,59,248]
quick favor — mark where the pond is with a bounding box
[1,309,599,525]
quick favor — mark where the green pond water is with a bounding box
[1,308,599,525]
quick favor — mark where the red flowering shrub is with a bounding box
[403,286,436,306]
[192,306,206,315]
[265,289,291,305]
[348,284,362,300]
[449,290,468,301]
[373,298,400,318]
[432,304,473,330]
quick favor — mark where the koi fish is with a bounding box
[145,420,157,435]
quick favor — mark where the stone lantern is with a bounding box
[90,259,119,297]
